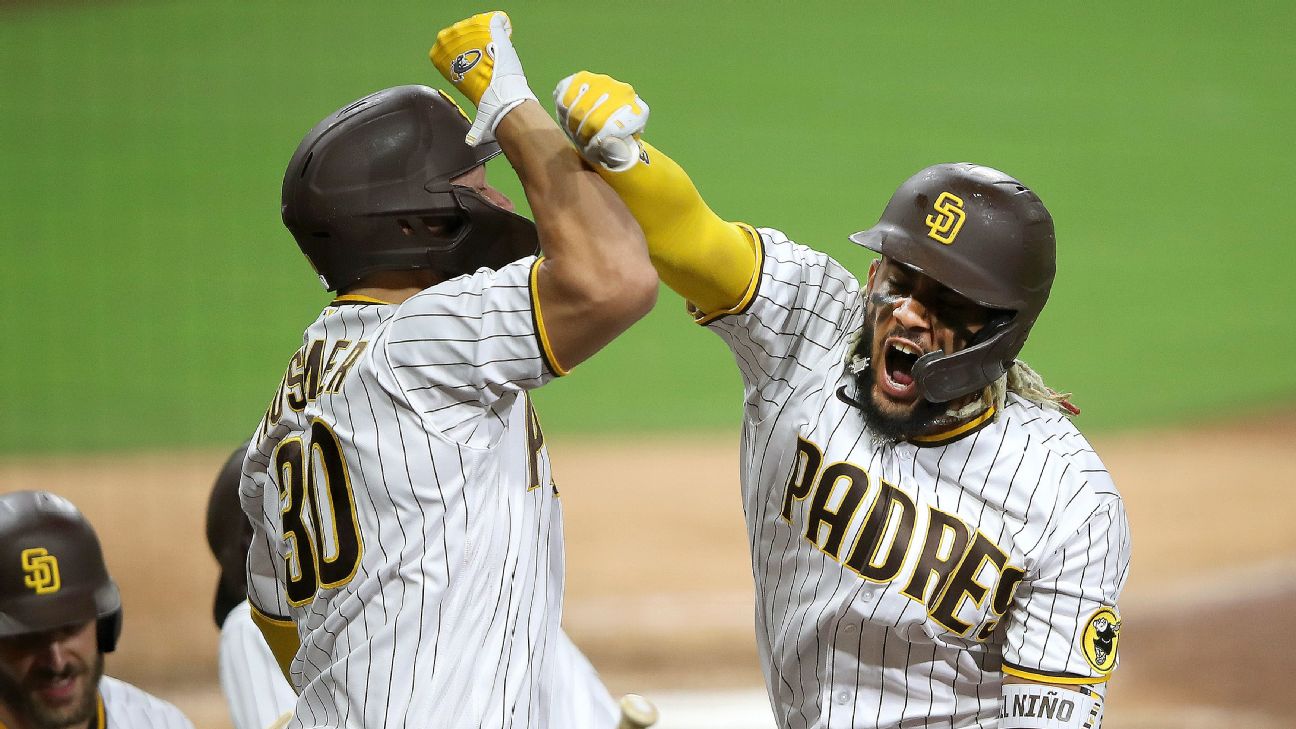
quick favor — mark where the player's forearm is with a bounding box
[592,140,759,316]
[494,102,657,368]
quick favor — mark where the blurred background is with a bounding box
[2,1,1294,727]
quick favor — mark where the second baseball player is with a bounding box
[239,12,656,729]
[553,69,1132,728]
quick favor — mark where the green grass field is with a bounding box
[2,1,1293,454]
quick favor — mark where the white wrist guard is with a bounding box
[465,13,537,146]
[469,73,536,146]
[999,683,1103,728]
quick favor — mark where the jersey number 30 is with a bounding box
[273,420,364,606]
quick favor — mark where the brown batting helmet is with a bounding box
[0,491,122,652]
[850,163,1055,402]
[282,85,540,291]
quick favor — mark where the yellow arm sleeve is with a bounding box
[250,604,301,687]
[594,141,760,318]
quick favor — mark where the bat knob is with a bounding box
[617,693,659,729]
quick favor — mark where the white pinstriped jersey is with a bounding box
[98,675,195,729]
[219,601,297,729]
[216,601,613,729]
[704,230,1131,728]
[240,257,617,729]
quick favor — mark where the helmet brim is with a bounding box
[848,224,1025,311]
[0,582,118,638]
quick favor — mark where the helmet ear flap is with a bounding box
[911,314,1017,402]
[969,311,1014,349]
[97,608,122,653]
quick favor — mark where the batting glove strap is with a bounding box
[430,11,538,146]
[554,71,650,172]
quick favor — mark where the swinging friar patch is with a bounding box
[1081,607,1121,674]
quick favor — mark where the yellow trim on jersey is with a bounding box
[529,256,568,377]
[331,294,392,305]
[1002,664,1111,685]
[910,405,997,446]
[593,140,760,316]
[250,603,301,686]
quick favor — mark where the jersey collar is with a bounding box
[908,404,997,447]
[330,294,393,306]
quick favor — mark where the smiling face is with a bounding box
[852,257,996,439]
[0,621,103,729]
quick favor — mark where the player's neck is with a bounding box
[340,285,421,305]
[343,270,443,304]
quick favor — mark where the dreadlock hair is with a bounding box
[948,359,1079,420]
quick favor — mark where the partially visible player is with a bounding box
[552,72,1131,728]
[239,11,656,728]
[0,491,195,729]
[212,441,631,729]
[207,444,297,729]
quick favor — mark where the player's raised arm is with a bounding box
[430,13,656,372]
[553,71,760,319]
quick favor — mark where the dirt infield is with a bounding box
[2,412,1293,728]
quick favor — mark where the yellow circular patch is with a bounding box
[1081,607,1121,673]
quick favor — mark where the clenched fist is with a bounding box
[554,71,650,172]
[430,11,537,146]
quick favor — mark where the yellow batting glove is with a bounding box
[429,11,537,146]
[553,71,650,172]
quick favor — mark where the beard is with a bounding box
[848,319,959,442]
[0,651,103,729]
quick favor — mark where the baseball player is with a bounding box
[215,442,644,729]
[239,11,658,729]
[552,72,1132,728]
[207,444,298,729]
[0,490,195,729]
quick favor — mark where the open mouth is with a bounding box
[879,337,923,399]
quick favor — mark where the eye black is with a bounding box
[886,275,912,295]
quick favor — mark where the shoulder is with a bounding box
[394,256,538,315]
[998,394,1124,525]
[220,600,261,643]
[100,675,195,729]
[755,227,856,277]
[1000,395,1113,480]
[749,228,864,321]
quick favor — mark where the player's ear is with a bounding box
[865,259,880,292]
